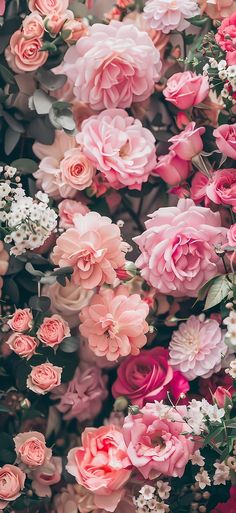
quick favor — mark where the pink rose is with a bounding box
[164,71,209,110]
[37,314,70,348]
[63,20,161,110]
[29,0,69,14]
[153,150,190,185]
[199,370,234,402]
[213,386,233,408]
[60,148,95,191]
[30,457,62,497]
[123,403,195,479]
[27,362,62,395]
[227,223,236,245]
[215,13,236,64]
[213,124,236,159]
[134,198,227,297]
[0,465,25,509]
[6,333,38,360]
[44,11,70,35]
[58,199,89,229]
[66,426,132,512]
[52,211,126,289]
[62,17,89,43]
[8,308,33,332]
[14,432,52,468]
[206,169,236,209]
[169,122,205,160]
[77,109,157,190]
[190,171,209,204]
[22,12,45,38]
[5,31,48,73]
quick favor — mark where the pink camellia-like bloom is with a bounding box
[8,308,33,332]
[6,333,38,360]
[0,465,25,509]
[37,314,70,348]
[29,0,69,14]
[27,362,62,395]
[14,432,52,468]
[60,148,95,191]
[169,122,205,160]
[30,457,62,497]
[143,0,200,33]
[66,425,132,512]
[134,198,227,297]
[112,347,189,407]
[51,366,108,422]
[22,12,45,38]
[58,199,89,229]
[62,20,161,110]
[52,211,126,289]
[5,31,48,73]
[215,13,236,64]
[213,124,236,159]
[123,403,195,479]
[79,285,149,361]
[213,386,233,408]
[205,169,236,209]
[163,71,209,110]
[169,315,227,380]
[43,280,93,328]
[153,150,190,185]
[77,109,157,190]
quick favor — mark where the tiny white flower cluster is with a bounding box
[226,358,236,379]
[184,399,225,436]
[224,309,236,347]
[213,461,230,485]
[203,58,236,105]
[133,482,171,513]
[195,468,211,490]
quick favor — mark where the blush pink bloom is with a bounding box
[79,286,149,361]
[62,20,161,110]
[5,31,48,73]
[169,122,205,160]
[22,12,45,38]
[44,11,71,35]
[215,13,236,64]
[123,404,195,479]
[227,223,236,245]
[153,150,190,185]
[112,347,189,407]
[30,457,62,498]
[29,0,69,14]
[190,171,209,205]
[8,308,33,332]
[77,109,157,190]
[213,123,236,159]
[213,386,233,408]
[37,314,70,348]
[53,483,95,513]
[52,211,126,289]
[134,198,227,297]
[62,17,89,43]
[66,426,132,512]
[143,0,200,33]
[43,280,93,328]
[14,432,52,468]
[51,366,108,421]
[169,315,227,380]
[60,148,95,191]
[163,71,209,110]
[58,199,89,229]
[0,465,25,509]
[6,333,38,360]
[205,169,236,209]
[27,363,62,395]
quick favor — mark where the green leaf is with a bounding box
[0,404,11,413]
[204,426,224,446]
[204,275,232,310]
[0,64,15,84]
[4,127,20,155]
[28,117,55,145]
[60,336,79,353]
[36,68,67,91]
[32,89,55,115]
[196,275,222,303]
[29,295,51,312]
[3,111,24,133]
[184,34,196,45]
[0,449,16,464]
[25,262,44,277]
[11,158,38,175]
[188,14,209,26]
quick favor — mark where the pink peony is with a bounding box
[66,425,132,512]
[37,314,70,348]
[30,456,62,498]
[27,362,62,395]
[79,285,149,361]
[62,20,161,110]
[52,211,126,289]
[169,122,205,160]
[134,198,227,297]
[8,308,33,332]
[0,465,25,509]
[143,0,200,33]
[213,124,236,159]
[14,432,52,468]
[22,12,45,38]
[163,71,209,110]
[123,403,195,479]
[60,148,95,191]
[77,109,157,190]
[29,0,69,14]
[205,169,236,209]
[153,150,190,185]
[5,31,48,73]
[215,13,236,64]
[169,315,227,380]
[112,347,189,407]
[6,333,38,360]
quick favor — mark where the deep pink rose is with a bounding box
[14,432,52,468]
[37,314,70,348]
[199,370,234,402]
[213,386,233,408]
[5,31,48,72]
[22,13,45,38]
[29,0,69,14]
[190,171,209,205]
[6,333,38,360]
[153,150,190,185]
[215,13,236,64]
[210,487,236,513]
[169,122,205,160]
[58,199,89,229]
[66,426,132,512]
[27,363,62,395]
[8,308,33,332]
[164,71,209,110]
[214,124,236,159]
[0,465,25,509]
[206,169,236,209]
[112,347,189,407]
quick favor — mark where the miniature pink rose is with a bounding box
[5,31,48,72]
[14,432,52,468]
[60,148,95,191]
[164,71,209,110]
[44,11,70,35]
[22,12,45,38]
[206,169,236,209]
[8,308,33,332]
[6,334,38,360]
[58,199,89,229]
[153,150,190,185]
[0,465,25,509]
[29,0,69,14]
[213,124,236,159]
[169,122,205,160]
[27,363,62,395]
[62,17,89,43]
[30,457,62,497]
[37,314,70,348]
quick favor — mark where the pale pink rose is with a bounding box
[29,0,69,14]
[22,12,45,38]
[27,363,62,395]
[14,432,52,468]
[143,0,200,33]
[58,199,90,229]
[163,71,209,109]
[60,148,95,191]
[79,285,149,361]
[169,122,205,160]
[37,314,70,348]
[190,171,209,205]
[123,404,194,479]
[213,124,236,159]
[77,109,157,190]
[134,198,227,297]
[227,223,236,245]
[63,20,161,110]
[62,17,89,43]
[169,315,227,380]
[53,483,95,513]
[44,11,71,34]
[8,308,33,332]
[30,457,62,497]
[213,386,233,408]
[52,211,126,289]
[66,426,132,512]
[6,333,38,360]
[206,169,236,209]
[0,465,25,509]
[5,31,48,73]
[153,150,190,185]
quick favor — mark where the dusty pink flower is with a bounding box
[215,13,236,64]
[143,0,200,33]
[27,363,62,395]
[53,484,95,513]
[79,285,149,361]
[60,148,95,191]
[58,199,89,229]
[63,20,161,110]
[30,457,62,497]
[37,314,70,348]
[169,315,227,380]
[43,280,93,328]
[51,366,108,421]
[14,432,51,468]
[29,0,69,14]
[66,426,132,512]
[5,31,48,73]
[6,333,38,360]
[163,71,209,109]
[199,0,236,19]
[206,169,236,209]
[78,109,156,190]
[62,17,89,43]
[44,11,71,35]
[22,12,45,38]
[213,124,236,159]
[190,171,209,204]
[52,211,126,289]
[169,122,205,160]
[227,223,236,245]
[153,150,190,185]
[0,465,25,509]
[8,308,33,332]
[134,198,227,297]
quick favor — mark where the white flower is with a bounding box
[201,400,225,423]
[140,486,155,501]
[0,183,11,199]
[213,461,230,485]
[136,496,147,508]
[221,89,229,98]
[148,498,159,510]
[35,191,49,203]
[156,481,171,500]
[219,70,227,80]
[190,450,205,467]
[143,0,200,34]
[226,359,236,378]
[218,60,227,70]
[195,470,211,489]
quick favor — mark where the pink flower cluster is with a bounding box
[191,168,236,211]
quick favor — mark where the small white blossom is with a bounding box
[190,450,205,466]
[195,469,211,489]
[0,183,11,199]
[218,60,227,70]
[213,461,230,485]
[219,70,227,80]
[156,481,171,500]
[35,191,49,203]
[140,486,156,501]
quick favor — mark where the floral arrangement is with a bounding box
[1,0,236,513]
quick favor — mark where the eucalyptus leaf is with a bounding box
[11,158,38,175]
[29,295,51,312]
[204,275,232,310]
[36,68,67,91]
[3,111,24,133]
[32,89,55,115]
[28,117,55,145]
[60,336,79,353]
[188,14,209,26]
[25,262,44,277]
[4,127,20,155]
